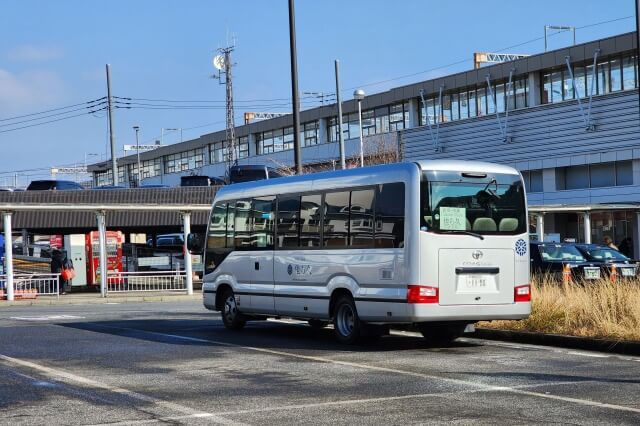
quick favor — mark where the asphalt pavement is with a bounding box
[0,301,639,425]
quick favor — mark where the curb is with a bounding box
[0,293,202,307]
[472,328,640,356]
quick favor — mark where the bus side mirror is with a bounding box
[186,233,203,254]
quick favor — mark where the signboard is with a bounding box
[439,207,467,230]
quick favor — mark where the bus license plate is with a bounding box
[466,276,488,289]
[584,268,600,279]
[621,267,635,277]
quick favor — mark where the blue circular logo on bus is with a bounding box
[515,239,527,256]
[287,264,293,275]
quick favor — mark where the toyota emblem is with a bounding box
[472,250,483,260]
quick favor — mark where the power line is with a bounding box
[0,107,107,134]
[0,97,105,122]
[0,101,107,128]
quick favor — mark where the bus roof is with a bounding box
[213,160,519,203]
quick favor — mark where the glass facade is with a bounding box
[209,136,249,164]
[256,122,318,154]
[164,148,205,174]
[541,53,638,104]
[419,76,528,125]
[328,102,409,142]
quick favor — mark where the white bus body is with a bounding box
[200,160,531,343]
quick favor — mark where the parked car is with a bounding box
[26,180,83,190]
[180,175,226,187]
[228,165,284,184]
[530,242,603,281]
[575,243,639,279]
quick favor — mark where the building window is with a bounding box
[542,54,638,105]
[622,55,637,90]
[522,170,543,193]
[556,161,632,190]
[209,137,248,164]
[164,148,204,174]
[303,121,318,146]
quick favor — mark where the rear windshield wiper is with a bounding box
[437,230,484,240]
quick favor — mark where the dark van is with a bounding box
[180,175,226,187]
[228,165,284,184]
[26,180,84,190]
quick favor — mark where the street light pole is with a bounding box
[353,89,365,167]
[133,126,141,186]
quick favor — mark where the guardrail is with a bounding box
[106,270,187,293]
[0,273,60,299]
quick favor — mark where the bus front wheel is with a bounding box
[332,295,362,344]
[221,289,246,330]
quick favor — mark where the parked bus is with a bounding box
[190,160,531,344]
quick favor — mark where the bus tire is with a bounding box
[418,323,464,345]
[332,295,362,344]
[221,289,246,330]
[308,319,329,329]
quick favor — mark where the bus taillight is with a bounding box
[407,285,438,304]
[514,284,531,302]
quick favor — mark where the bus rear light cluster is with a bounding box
[407,285,438,304]
[514,284,531,302]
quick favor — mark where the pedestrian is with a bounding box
[602,235,619,251]
[50,249,73,294]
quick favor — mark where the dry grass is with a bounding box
[479,275,640,342]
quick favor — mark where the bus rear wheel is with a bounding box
[332,295,362,344]
[417,323,465,345]
[221,289,246,330]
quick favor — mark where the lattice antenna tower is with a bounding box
[213,44,237,175]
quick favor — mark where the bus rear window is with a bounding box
[421,172,526,235]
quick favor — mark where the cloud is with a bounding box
[0,68,66,115]
[8,45,64,62]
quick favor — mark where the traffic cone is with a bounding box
[610,264,618,283]
[562,263,572,284]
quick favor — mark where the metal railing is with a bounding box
[106,270,187,293]
[0,273,60,299]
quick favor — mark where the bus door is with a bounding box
[247,196,275,314]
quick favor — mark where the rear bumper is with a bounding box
[407,302,531,322]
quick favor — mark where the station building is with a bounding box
[90,32,639,254]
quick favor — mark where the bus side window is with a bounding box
[234,200,252,249]
[226,201,236,249]
[252,196,275,249]
[323,191,350,247]
[277,195,301,248]
[375,183,405,248]
[300,194,322,248]
[350,189,375,248]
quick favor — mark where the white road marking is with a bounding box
[91,324,640,415]
[9,315,85,321]
[88,380,586,426]
[567,351,610,358]
[0,354,245,426]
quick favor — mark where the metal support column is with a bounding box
[182,212,193,295]
[583,212,592,244]
[3,212,14,301]
[536,213,545,242]
[96,211,108,297]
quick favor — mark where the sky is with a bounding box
[0,0,637,186]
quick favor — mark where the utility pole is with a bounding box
[133,126,141,186]
[288,0,303,175]
[636,0,639,112]
[334,60,346,169]
[106,64,118,186]
[213,46,237,176]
